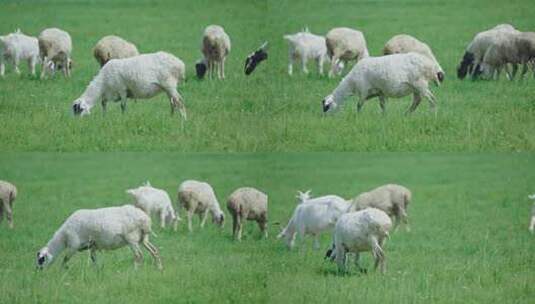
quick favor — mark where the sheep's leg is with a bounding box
[423,89,437,116]
[40,57,48,79]
[335,245,347,274]
[237,215,244,241]
[160,210,166,229]
[29,57,36,76]
[200,209,209,228]
[354,252,367,274]
[406,92,422,115]
[0,56,5,77]
[357,96,366,113]
[328,55,340,78]
[0,203,3,223]
[159,83,186,120]
[62,249,76,268]
[509,63,518,80]
[301,56,309,74]
[529,216,535,233]
[128,243,144,269]
[187,210,194,232]
[400,208,410,232]
[520,63,529,79]
[90,248,97,264]
[142,238,163,270]
[378,95,387,114]
[258,220,268,239]
[288,53,294,76]
[221,58,226,79]
[12,56,20,75]
[119,91,128,113]
[371,237,386,274]
[317,56,325,76]
[3,200,13,229]
[313,235,320,250]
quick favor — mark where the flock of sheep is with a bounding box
[1,23,533,120]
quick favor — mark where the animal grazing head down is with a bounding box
[457,52,475,79]
[324,243,336,261]
[244,41,268,75]
[36,247,53,269]
[322,94,336,113]
[72,99,90,116]
[213,212,225,227]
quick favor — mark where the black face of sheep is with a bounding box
[36,251,47,270]
[457,52,475,79]
[195,61,207,79]
[322,99,331,113]
[244,42,268,75]
[72,103,83,115]
[437,71,445,83]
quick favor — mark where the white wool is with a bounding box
[0,29,39,77]
[201,25,231,80]
[38,28,72,79]
[227,187,268,240]
[0,180,17,229]
[284,30,333,76]
[93,35,139,67]
[325,27,369,78]
[177,180,225,232]
[383,34,443,73]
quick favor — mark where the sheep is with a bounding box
[177,180,225,232]
[277,192,350,250]
[348,184,412,232]
[38,27,72,79]
[529,194,535,233]
[457,24,518,80]
[244,41,268,75]
[321,52,444,115]
[480,31,535,80]
[126,181,180,231]
[296,190,311,203]
[284,29,330,76]
[36,205,162,270]
[383,34,444,75]
[0,29,39,77]
[197,25,231,80]
[325,27,369,78]
[93,35,139,67]
[325,208,392,274]
[0,180,17,229]
[227,187,268,241]
[72,51,187,120]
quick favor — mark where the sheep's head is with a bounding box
[296,190,311,203]
[36,247,53,269]
[195,59,207,79]
[213,212,225,227]
[72,99,90,116]
[322,94,336,113]
[457,52,475,79]
[244,42,268,75]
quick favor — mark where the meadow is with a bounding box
[0,153,534,303]
[0,0,534,151]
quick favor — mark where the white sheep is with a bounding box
[325,27,369,78]
[126,181,180,230]
[322,52,444,115]
[529,194,535,233]
[199,25,231,80]
[383,34,444,74]
[325,208,392,274]
[0,180,17,229]
[349,184,412,232]
[72,51,187,120]
[38,27,72,79]
[227,187,268,241]
[457,23,518,79]
[93,35,139,67]
[284,29,331,76]
[0,29,39,77]
[177,180,225,232]
[36,205,162,270]
[277,192,350,249]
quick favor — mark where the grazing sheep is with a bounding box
[0,180,17,229]
[93,35,139,67]
[529,194,535,233]
[72,51,187,120]
[0,29,39,77]
[349,184,412,232]
[227,187,268,241]
[325,208,392,274]
[198,25,231,80]
[277,192,350,249]
[36,205,162,270]
[480,31,535,80]
[126,181,180,230]
[383,34,444,75]
[38,27,72,79]
[325,27,369,78]
[457,24,518,80]
[244,41,268,75]
[177,180,225,232]
[284,29,331,76]
[322,53,444,115]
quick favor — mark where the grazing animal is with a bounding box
[36,205,162,270]
[72,51,187,119]
[0,29,39,77]
[383,34,444,76]
[227,187,268,241]
[177,180,225,232]
[325,27,369,78]
[325,208,392,274]
[93,35,139,67]
[284,29,330,76]
[0,180,17,229]
[198,25,231,80]
[38,27,72,79]
[244,41,268,75]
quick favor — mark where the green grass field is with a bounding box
[0,153,534,303]
[0,0,534,151]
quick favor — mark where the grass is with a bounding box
[0,0,534,151]
[0,152,534,303]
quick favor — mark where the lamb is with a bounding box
[227,187,268,241]
[325,208,392,274]
[126,181,180,230]
[0,180,17,229]
[244,41,268,75]
[177,180,225,232]
[93,35,139,67]
[38,27,72,79]
[71,51,187,120]
[529,194,535,233]
[480,31,535,80]
[457,24,518,80]
[348,184,412,232]
[36,205,162,270]
[284,29,330,76]
[325,27,369,78]
[321,52,444,115]
[383,34,444,75]
[0,29,39,77]
[197,25,231,80]
[277,192,350,249]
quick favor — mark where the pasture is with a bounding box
[0,153,534,303]
[0,0,534,151]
